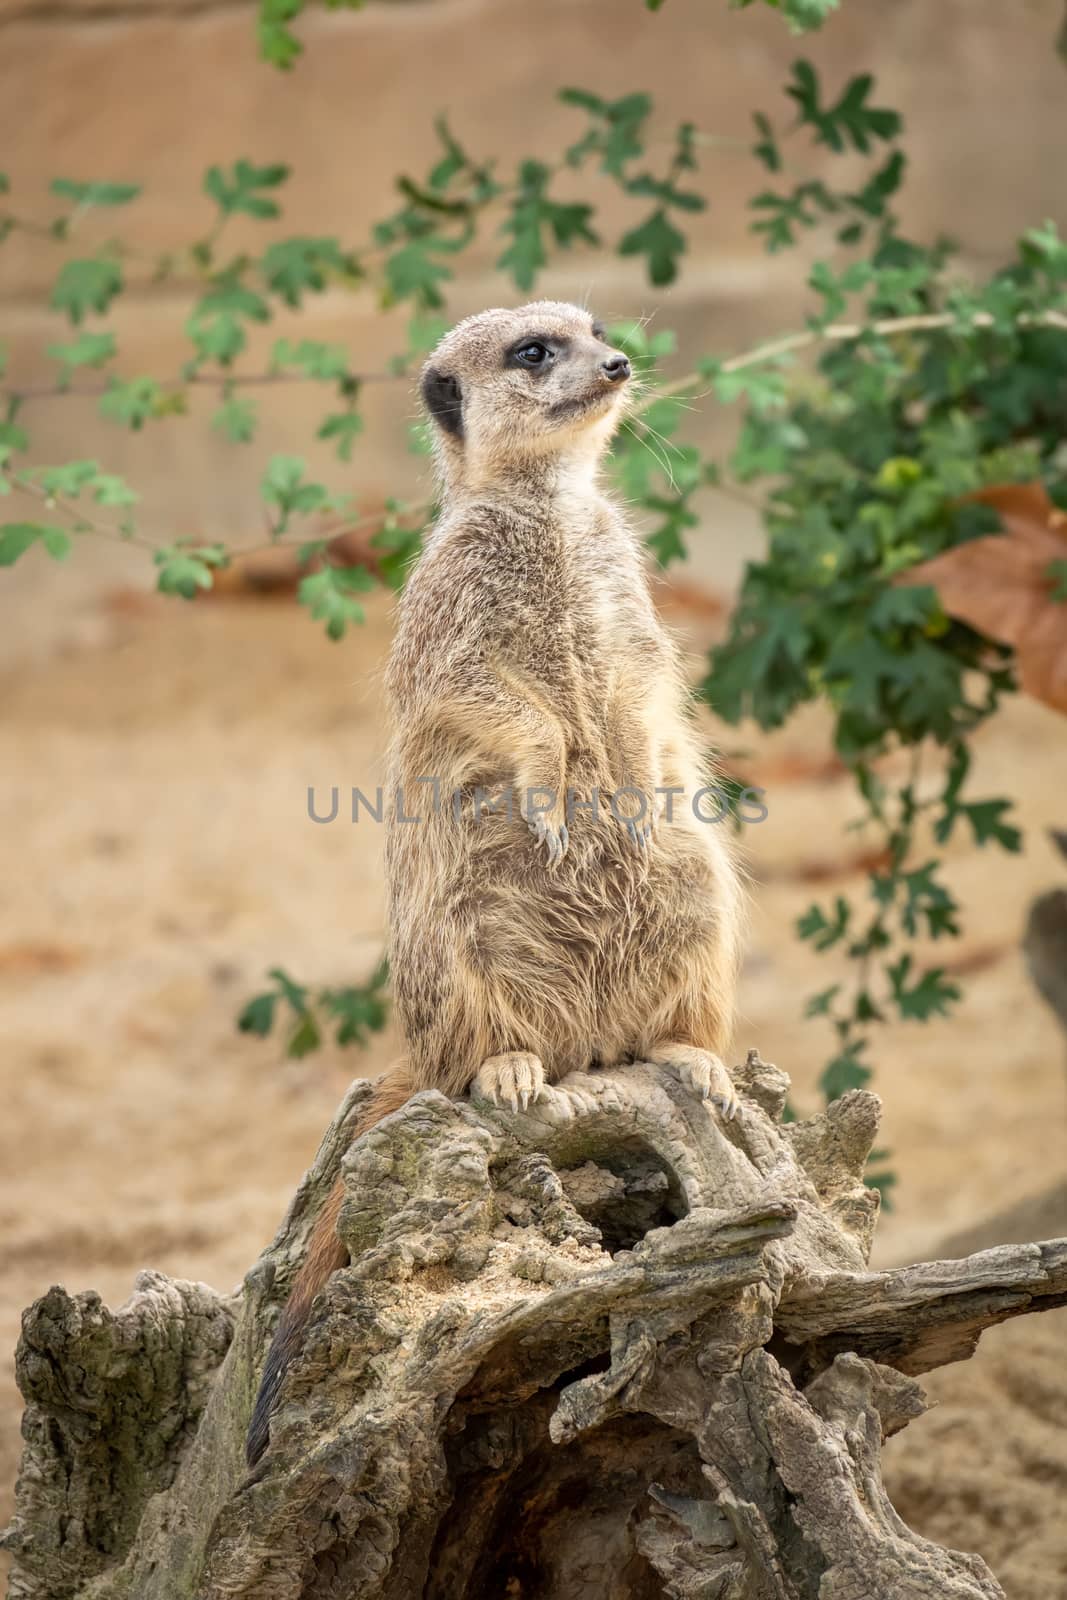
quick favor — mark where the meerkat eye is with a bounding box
[515,342,550,368]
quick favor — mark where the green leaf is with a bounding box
[898,861,959,939]
[31,460,100,496]
[317,411,364,461]
[560,88,652,176]
[47,331,117,379]
[271,337,350,380]
[203,157,290,218]
[749,180,838,251]
[91,473,138,507]
[186,276,271,367]
[298,563,376,640]
[731,0,839,26]
[384,241,452,308]
[848,150,906,219]
[808,259,873,324]
[267,965,309,1014]
[286,1012,321,1058]
[154,542,228,599]
[0,522,71,565]
[428,116,471,191]
[258,0,304,68]
[51,257,123,323]
[321,959,390,1046]
[887,954,960,1022]
[805,984,841,1017]
[371,504,424,589]
[0,421,28,457]
[99,377,164,430]
[237,991,277,1036]
[961,799,1022,853]
[212,393,258,444]
[787,62,901,154]
[261,454,333,530]
[1020,219,1067,280]
[618,208,686,286]
[260,237,356,306]
[625,173,704,213]
[712,361,788,413]
[50,178,141,208]
[32,460,138,507]
[752,112,781,173]
[257,0,365,69]
[797,896,850,951]
[497,160,598,291]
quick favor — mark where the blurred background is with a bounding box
[2,0,1066,1593]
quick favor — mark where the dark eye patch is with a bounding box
[591,320,606,341]
[505,334,569,372]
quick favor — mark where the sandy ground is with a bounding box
[2,572,1066,1596]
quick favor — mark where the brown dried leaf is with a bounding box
[899,482,1067,714]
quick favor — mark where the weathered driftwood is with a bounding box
[4,1051,1066,1600]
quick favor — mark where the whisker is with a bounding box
[634,411,685,478]
[620,416,677,492]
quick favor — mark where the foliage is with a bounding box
[258,0,836,67]
[3,1,1065,1201]
[238,958,390,1057]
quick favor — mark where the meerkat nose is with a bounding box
[600,354,631,384]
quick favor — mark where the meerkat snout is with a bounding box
[600,352,632,383]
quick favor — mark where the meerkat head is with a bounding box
[420,301,632,491]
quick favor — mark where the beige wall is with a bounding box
[1,0,1065,609]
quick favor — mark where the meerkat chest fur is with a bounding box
[391,480,673,798]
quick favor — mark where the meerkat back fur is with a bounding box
[246,301,745,1466]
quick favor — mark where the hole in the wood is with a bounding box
[427,1364,706,1600]
[559,1141,687,1254]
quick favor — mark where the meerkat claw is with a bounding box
[474,1051,546,1112]
[528,815,569,865]
[647,1044,741,1123]
[624,818,653,851]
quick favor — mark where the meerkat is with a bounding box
[246,301,746,1466]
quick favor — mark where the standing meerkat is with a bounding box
[247,301,746,1465]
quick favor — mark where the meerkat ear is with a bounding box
[421,367,464,441]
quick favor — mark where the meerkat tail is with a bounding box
[245,1061,413,1467]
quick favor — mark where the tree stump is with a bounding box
[4,1051,1066,1600]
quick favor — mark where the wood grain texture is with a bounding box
[3,1053,1063,1599]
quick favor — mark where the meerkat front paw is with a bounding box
[527,813,569,865]
[623,816,654,851]
[474,1051,546,1112]
[646,1043,741,1121]
[610,789,658,852]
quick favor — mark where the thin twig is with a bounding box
[16,477,158,553]
[653,308,1067,404]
